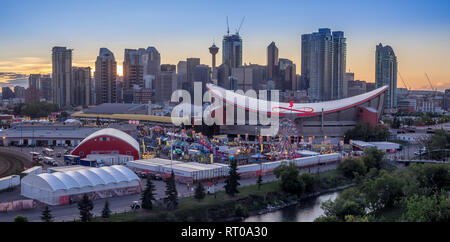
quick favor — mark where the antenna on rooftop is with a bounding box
[226,16,230,35]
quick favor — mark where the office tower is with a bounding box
[217,63,230,89]
[29,74,41,89]
[301,28,347,101]
[376,43,398,108]
[154,66,178,103]
[72,67,91,106]
[177,61,187,75]
[143,47,161,77]
[231,64,266,91]
[95,48,117,104]
[347,80,367,97]
[52,46,73,108]
[223,33,242,73]
[185,58,201,94]
[39,75,52,102]
[267,42,279,86]
[13,86,25,99]
[344,72,355,97]
[193,64,211,94]
[209,43,219,73]
[123,49,144,89]
[25,86,40,104]
[161,64,176,72]
[1,87,14,100]
[366,82,376,92]
[279,58,296,91]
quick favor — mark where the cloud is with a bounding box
[0,57,51,74]
[0,72,29,89]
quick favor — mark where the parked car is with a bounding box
[56,153,62,158]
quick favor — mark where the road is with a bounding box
[0,163,337,222]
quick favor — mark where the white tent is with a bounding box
[21,165,141,205]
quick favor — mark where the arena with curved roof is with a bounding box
[21,165,141,205]
[205,83,389,138]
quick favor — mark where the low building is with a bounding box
[21,165,141,205]
[0,122,99,147]
[71,128,140,160]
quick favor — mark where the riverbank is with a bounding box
[94,169,352,222]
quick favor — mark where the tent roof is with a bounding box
[75,128,139,153]
[21,165,139,192]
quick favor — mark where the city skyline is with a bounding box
[1,0,450,91]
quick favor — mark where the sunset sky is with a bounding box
[1,0,449,90]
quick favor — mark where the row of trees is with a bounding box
[315,148,450,222]
[13,102,60,119]
[344,123,389,143]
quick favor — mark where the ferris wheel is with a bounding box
[272,117,300,160]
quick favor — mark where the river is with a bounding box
[244,191,340,222]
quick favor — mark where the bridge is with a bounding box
[393,159,450,164]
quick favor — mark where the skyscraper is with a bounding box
[278,59,296,92]
[376,43,398,109]
[123,49,144,89]
[39,75,52,102]
[1,87,14,100]
[95,48,117,105]
[267,42,279,87]
[222,33,242,72]
[301,29,347,101]
[29,74,41,90]
[185,58,201,94]
[193,64,211,94]
[72,67,91,106]
[52,46,72,108]
[154,65,177,103]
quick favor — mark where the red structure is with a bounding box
[71,128,140,160]
[357,106,379,127]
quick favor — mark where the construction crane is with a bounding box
[425,73,438,98]
[398,71,411,98]
[425,73,436,92]
[236,16,246,35]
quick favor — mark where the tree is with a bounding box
[101,200,111,219]
[410,163,450,194]
[321,188,366,221]
[361,148,385,171]
[78,194,94,222]
[344,123,389,142]
[314,215,340,222]
[164,171,178,210]
[298,173,316,194]
[402,193,450,222]
[256,174,263,191]
[362,170,404,212]
[14,215,28,222]
[41,206,53,222]
[224,160,241,197]
[273,163,303,195]
[194,182,206,201]
[141,176,156,210]
[338,158,367,179]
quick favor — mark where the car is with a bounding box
[130,201,141,210]
[56,153,62,158]
[154,174,163,180]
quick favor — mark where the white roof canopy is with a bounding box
[206,83,388,115]
[21,165,140,192]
